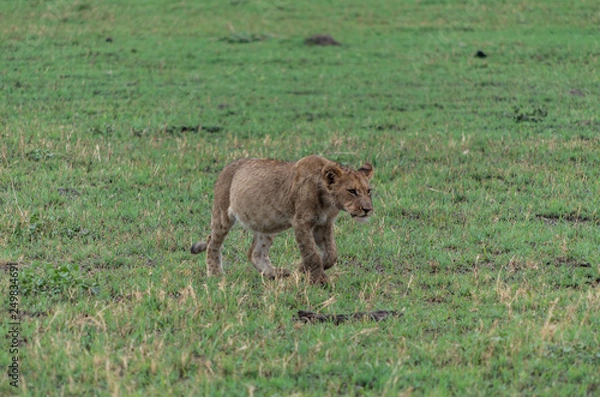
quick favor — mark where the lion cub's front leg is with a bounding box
[293,219,328,284]
[313,223,338,270]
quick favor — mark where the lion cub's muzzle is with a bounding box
[350,204,373,223]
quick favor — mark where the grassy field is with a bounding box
[2,0,600,395]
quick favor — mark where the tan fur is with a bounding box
[191,155,374,283]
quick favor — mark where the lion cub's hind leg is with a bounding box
[248,233,291,279]
[205,209,236,276]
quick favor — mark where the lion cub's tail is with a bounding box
[190,235,211,254]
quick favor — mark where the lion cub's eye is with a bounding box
[367,189,372,196]
[347,189,358,196]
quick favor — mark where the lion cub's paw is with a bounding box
[264,268,291,279]
[275,268,292,278]
[207,267,224,277]
[310,273,330,285]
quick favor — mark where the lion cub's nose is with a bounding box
[361,206,372,214]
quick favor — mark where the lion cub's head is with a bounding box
[322,162,374,222]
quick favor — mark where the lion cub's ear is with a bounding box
[322,163,343,185]
[358,163,374,180]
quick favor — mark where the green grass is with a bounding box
[1,0,600,395]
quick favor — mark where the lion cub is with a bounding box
[191,155,374,283]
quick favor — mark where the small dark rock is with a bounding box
[475,50,487,58]
[569,89,585,97]
[305,34,341,46]
[106,37,113,43]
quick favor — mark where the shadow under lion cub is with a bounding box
[191,155,374,284]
